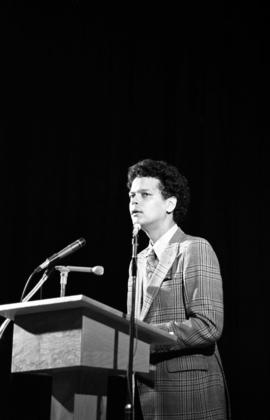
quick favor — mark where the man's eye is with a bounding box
[142,192,150,197]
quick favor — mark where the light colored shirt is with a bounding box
[150,223,178,261]
[143,223,178,295]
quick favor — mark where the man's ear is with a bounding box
[166,196,177,213]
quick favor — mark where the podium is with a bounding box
[0,295,177,419]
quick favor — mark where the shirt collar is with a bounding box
[149,224,178,261]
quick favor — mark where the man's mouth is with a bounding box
[132,210,142,215]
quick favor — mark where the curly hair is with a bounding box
[127,158,190,224]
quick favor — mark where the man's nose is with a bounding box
[130,194,139,204]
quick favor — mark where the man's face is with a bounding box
[129,177,171,230]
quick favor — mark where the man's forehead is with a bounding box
[130,176,161,190]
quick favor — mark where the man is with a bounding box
[127,159,230,419]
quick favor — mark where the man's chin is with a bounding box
[132,219,146,230]
[132,215,143,224]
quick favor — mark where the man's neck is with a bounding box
[145,220,176,243]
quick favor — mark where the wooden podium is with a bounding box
[0,295,177,420]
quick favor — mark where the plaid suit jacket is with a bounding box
[127,227,230,420]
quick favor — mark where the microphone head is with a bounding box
[132,223,141,237]
[92,266,104,275]
[77,238,86,247]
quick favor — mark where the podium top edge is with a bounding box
[0,294,123,320]
[0,294,178,345]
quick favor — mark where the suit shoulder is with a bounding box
[180,235,220,267]
[180,235,214,252]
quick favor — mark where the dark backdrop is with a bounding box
[0,3,268,419]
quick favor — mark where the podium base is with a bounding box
[50,370,107,420]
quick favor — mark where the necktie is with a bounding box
[140,247,158,312]
[146,246,158,282]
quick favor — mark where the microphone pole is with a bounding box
[125,223,140,420]
[0,268,53,340]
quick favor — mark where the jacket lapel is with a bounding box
[139,227,186,321]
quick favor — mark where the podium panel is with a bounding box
[11,308,149,375]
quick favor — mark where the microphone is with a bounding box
[55,265,104,275]
[34,238,86,273]
[132,223,141,237]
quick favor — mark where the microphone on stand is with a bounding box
[54,265,104,297]
[132,223,141,237]
[54,265,104,275]
[34,238,86,273]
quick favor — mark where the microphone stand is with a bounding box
[0,268,52,340]
[125,225,140,420]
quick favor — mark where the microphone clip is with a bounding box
[57,268,69,298]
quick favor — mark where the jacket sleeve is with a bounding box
[153,239,224,350]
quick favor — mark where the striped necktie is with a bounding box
[140,246,158,312]
[146,246,158,281]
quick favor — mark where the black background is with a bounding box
[0,3,268,419]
